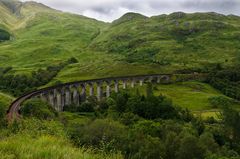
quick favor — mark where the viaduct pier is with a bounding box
[7,74,171,120]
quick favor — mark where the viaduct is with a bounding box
[7,74,171,120]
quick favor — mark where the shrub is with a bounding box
[120,112,140,126]
[0,101,5,121]
[20,99,56,120]
[0,29,10,41]
[77,102,95,112]
[68,57,79,64]
[67,119,127,152]
[177,134,206,159]
[0,101,7,127]
[208,96,233,108]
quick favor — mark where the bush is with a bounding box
[0,101,7,127]
[0,101,5,120]
[20,99,56,120]
[127,95,178,120]
[177,134,206,159]
[67,119,127,152]
[120,112,140,126]
[68,57,78,64]
[208,96,233,108]
[77,102,95,112]
[0,29,10,41]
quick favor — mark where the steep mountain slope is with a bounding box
[91,12,240,71]
[0,0,240,84]
[0,0,108,76]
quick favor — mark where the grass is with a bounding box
[0,91,14,113]
[1,3,240,84]
[1,3,240,154]
[0,92,14,106]
[0,133,122,159]
[154,81,240,118]
[129,81,240,118]
[154,81,221,111]
[0,117,123,159]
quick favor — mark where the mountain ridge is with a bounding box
[0,0,240,83]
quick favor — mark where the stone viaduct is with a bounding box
[7,74,171,120]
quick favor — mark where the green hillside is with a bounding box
[2,1,240,159]
[0,0,239,84]
[92,12,240,69]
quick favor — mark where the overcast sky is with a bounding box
[21,0,240,22]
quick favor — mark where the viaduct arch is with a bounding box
[7,74,172,120]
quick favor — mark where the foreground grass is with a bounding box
[0,118,123,159]
[0,134,122,159]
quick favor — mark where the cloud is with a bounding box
[20,0,240,22]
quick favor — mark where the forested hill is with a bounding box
[0,0,240,83]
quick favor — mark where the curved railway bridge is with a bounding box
[7,74,172,120]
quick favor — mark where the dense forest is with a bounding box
[1,80,240,159]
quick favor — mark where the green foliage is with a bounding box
[1,4,240,158]
[154,81,240,112]
[221,107,240,145]
[1,9,240,82]
[0,101,6,126]
[0,91,13,126]
[0,134,123,159]
[208,67,240,100]
[125,94,178,120]
[0,29,10,41]
[21,99,56,120]
[208,96,234,108]
[119,112,140,126]
[0,59,73,96]
[77,102,95,112]
[177,134,206,159]
[67,119,126,150]
[68,57,79,64]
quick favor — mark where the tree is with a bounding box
[199,132,219,154]
[77,102,94,112]
[177,134,206,159]
[115,93,129,113]
[165,132,180,159]
[146,83,153,97]
[221,106,240,145]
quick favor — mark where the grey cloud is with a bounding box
[182,0,239,9]
[21,0,240,22]
[91,6,113,14]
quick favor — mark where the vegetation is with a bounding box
[207,66,240,100]
[21,99,57,120]
[0,29,10,41]
[53,88,240,159]
[0,118,122,159]
[0,91,13,126]
[0,58,77,96]
[0,1,240,83]
[0,1,240,159]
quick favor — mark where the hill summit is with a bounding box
[113,12,148,24]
